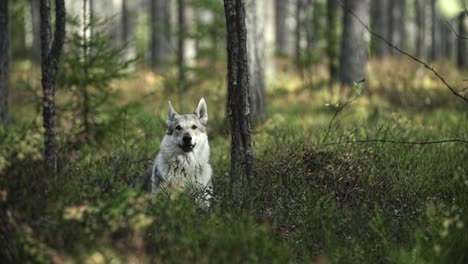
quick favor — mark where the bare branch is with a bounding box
[325,139,468,146]
[337,1,468,103]
[445,19,468,39]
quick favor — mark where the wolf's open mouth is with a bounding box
[179,143,196,152]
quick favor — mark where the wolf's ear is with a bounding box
[194,98,208,125]
[167,101,178,121]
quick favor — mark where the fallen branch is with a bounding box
[325,139,468,146]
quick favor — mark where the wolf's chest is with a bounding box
[165,155,203,184]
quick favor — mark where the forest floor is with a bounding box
[1,58,467,263]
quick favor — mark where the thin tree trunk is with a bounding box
[430,0,441,61]
[295,0,303,63]
[177,0,186,100]
[441,18,454,62]
[0,0,8,125]
[388,0,404,55]
[275,0,293,56]
[326,0,340,81]
[122,0,128,44]
[372,0,388,57]
[82,0,90,139]
[338,0,370,87]
[150,0,160,69]
[223,0,253,201]
[457,11,467,68]
[415,0,425,58]
[397,0,406,51]
[40,0,66,171]
[150,0,171,70]
[245,0,266,123]
[30,0,41,60]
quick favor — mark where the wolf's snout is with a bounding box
[183,134,192,144]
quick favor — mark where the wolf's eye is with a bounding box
[175,125,182,130]
[191,125,197,130]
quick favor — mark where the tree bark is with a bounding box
[40,0,66,171]
[223,0,253,199]
[0,0,8,125]
[245,0,267,123]
[338,0,370,87]
[457,11,467,68]
[326,0,340,81]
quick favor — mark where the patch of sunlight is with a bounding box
[268,71,303,92]
[422,76,434,89]
[437,0,464,19]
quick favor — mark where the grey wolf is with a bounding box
[150,98,213,206]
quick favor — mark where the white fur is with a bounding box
[151,98,212,206]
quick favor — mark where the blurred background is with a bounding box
[1,0,468,263]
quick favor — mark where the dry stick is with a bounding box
[337,1,468,104]
[325,139,468,146]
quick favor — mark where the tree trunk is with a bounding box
[223,0,253,200]
[429,0,441,61]
[122,0,129,44]
[396,0,406,51]
[414,0,425,58]
[388,0,405,55]
[441,18,454,62]
[295,0,303,63]
[326,0,340,81]
[275,0,294,56]
[150,0,171,70]
[372,0,388,57]
[120,0,137,63]
[0,0,8,125]
[177,0,186,98]
[457,11,467,68]
[245,0,267,123]
[40,0,66,171]
[29,0,41,60]
[338,0,370,87]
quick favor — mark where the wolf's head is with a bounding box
[165,98,208,153]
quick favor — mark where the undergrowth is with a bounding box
[1,58,467,263]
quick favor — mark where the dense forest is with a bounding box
[1,0,467,263]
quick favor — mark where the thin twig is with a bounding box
[325,139,468,146]
[337,1,468,103]
[445,19,468,40]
